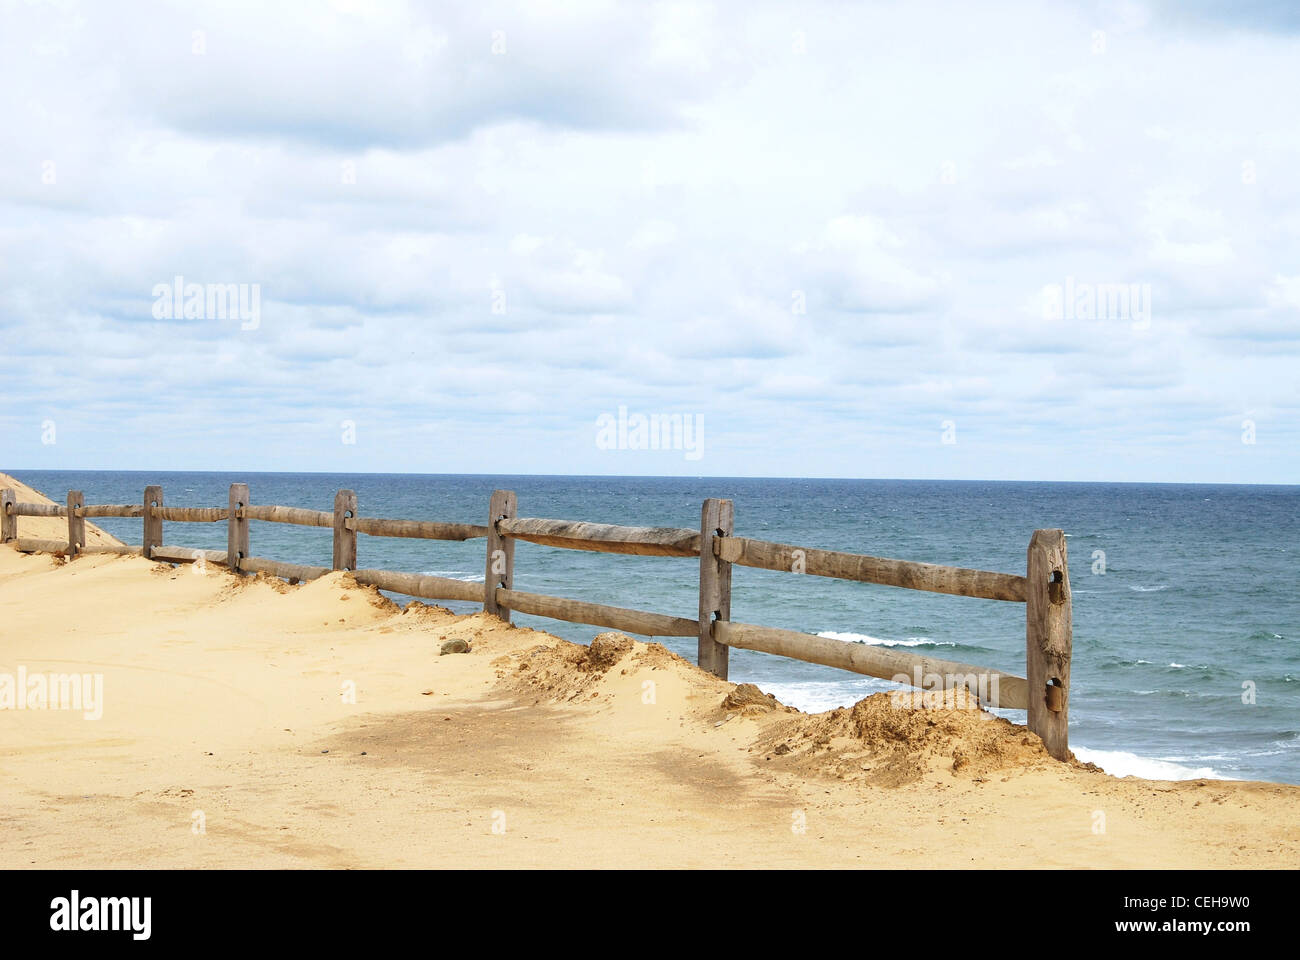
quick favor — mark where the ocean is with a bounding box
[11,470,1299,785]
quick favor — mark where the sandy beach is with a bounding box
[1,517,1296,869]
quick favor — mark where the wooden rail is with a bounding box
[715,536,1029,601]
[151,545,229,566]
[240,504,333,527]
[497,517,700,557]
[79,504,146,518]
[349,516,488,541]
[352,569,483,604]
[155,506,228,523]
[713,621,1029,709]
[14,537,144,558]
[11,503,66,518]
[496,588,699,638]
[243,556,332,582]
[0,481,1074,759]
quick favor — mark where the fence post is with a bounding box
[333,489,358,571]
[1,488,15,543]
[484,489,517,622]
[1026,528,1072,760]
[67,491,86,557]
[698,498,734,679]
[228,483,250,575]
[143,485,163,560]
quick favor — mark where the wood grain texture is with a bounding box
[143,486,163,560]
[497,517,700,557]
[10,503,66,518]
[484,490,517,621]
[240,504,333,527]
[1026,529,1072,760]
[1,489,16,542]
[79,504,146,518]
[13,538,69,555]
[227,484,250,575]
[151,545,231,566]
[77,544,145,557]
[352,568,484,604]
[153,506,229,523]
[66,491,86,556]
[715,536,1028,602]
[714,621,1029,710]
[333,489,358,571]
[698,498,734,679]
[241,556,330,582]
[495,588,698,637]
[348,516,489,541]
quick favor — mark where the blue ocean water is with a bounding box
[10,471,1299,785]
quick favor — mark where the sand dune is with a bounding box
[0,472,122,547]
[1,541,1296,869]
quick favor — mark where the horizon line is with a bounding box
[5,467,1296,488]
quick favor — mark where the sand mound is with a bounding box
[489,630,694,704]
[479,624,1040,789]
[0,472,123,547]
[722,682,782,714]
[756,691,1056,787]
[583,633,635,671]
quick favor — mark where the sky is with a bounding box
[1,0,1297,482]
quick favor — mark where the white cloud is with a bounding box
[1,0,1298,481]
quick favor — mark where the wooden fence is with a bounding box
[0,483,1073,759]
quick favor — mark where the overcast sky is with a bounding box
[2,0,1297,482]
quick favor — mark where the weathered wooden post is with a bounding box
[66,491,86,557]
[1026,528,1072,760]
[333,489,358,571]
[228,483,250,575]
[698,498,734,679]
[143,485,163,560]
[0,488,16,543]
[484,489,517,622]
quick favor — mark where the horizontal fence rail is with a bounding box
[14,538,144,558]
[79,505,146,519]
[497,517,701,557]
[352,569,484,604]
[713,621,1030,710]
[0,481,1074,759]
[11,503,66,518]
[348,517,489,541]
[151,545,228,565]
[243,556,332,582]
[496,587,700,638]
[240,504,333,527]
[156,506,228,523]
[715,536,1030,602]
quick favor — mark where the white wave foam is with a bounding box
[1129,585,1169,593]
[817,631,952,647]
[1072,746,1233,781]
[759,679,889,713]
[421,570,485,583]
